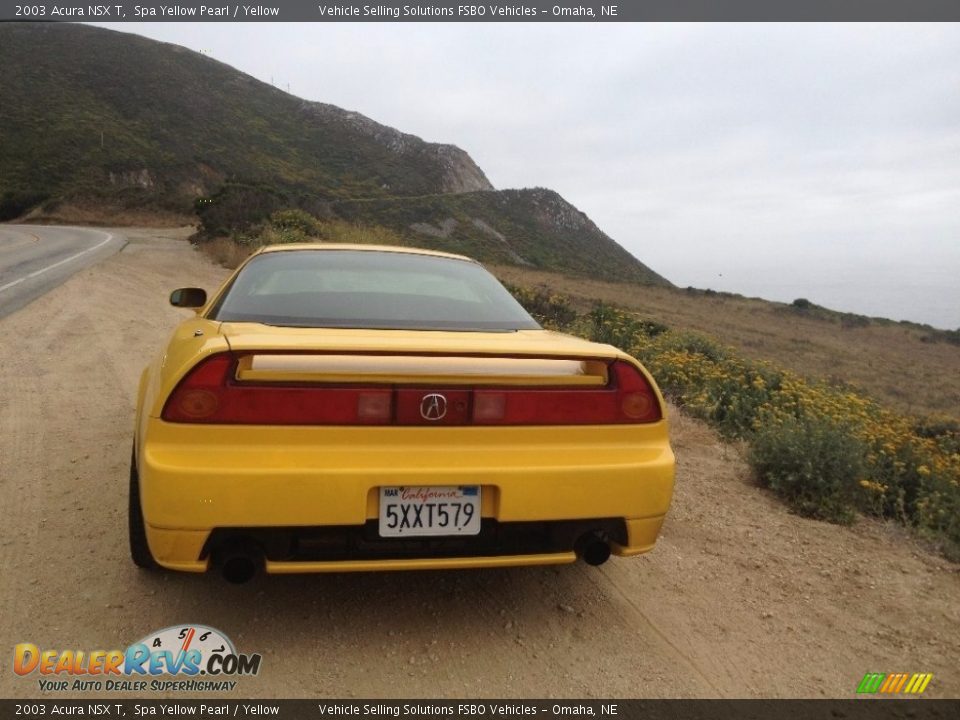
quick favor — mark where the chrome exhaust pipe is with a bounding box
[575,532,612,566]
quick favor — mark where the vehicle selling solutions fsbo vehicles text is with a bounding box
[315,5,543,18]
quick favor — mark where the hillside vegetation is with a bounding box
[0,23,490,217]
[494,265,960,417]
[331,188,666,283]
[196,190,667,284]
[507,285,960,561]
[0,22,667,286]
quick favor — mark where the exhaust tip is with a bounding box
[576,532,612,566]
[217,542,263,584]
[221,555,258,584]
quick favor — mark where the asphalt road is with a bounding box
[0,224,125,319]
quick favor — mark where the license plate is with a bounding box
[378,486,481,537]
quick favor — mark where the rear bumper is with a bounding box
[144,516,667,573]
[138,419,674,573]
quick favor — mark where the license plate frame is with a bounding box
[378,486,482,537]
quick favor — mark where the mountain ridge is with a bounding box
[0,22,669,286]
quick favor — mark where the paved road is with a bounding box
[0,224,125,319]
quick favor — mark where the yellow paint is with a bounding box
[135,244,676,574]
[265,553,577,574]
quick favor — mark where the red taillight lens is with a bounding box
[162,354,232,422]
[162,354,394,425]
[357,392,392,422]
[611,359,662,423]
[162,355,661,426]
[177,389,220,419]
[472,361,661,425]
[473,392,507,422]
[621,392,655,420]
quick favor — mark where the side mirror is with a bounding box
[169,287,207,309]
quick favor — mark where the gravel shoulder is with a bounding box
[0,229,957,699]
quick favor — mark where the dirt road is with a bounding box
[1,228,957,699]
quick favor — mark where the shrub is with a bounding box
[196,182,287,237]
[588,303,663,349]
[659,330,727,363]
[532,288,960,559]
[269,208,321,236]
[749,412,867,523]
[915,474,960,561]
[258,224,308,246]
[913,415,960,454]
[0,190,47,221]
[840,313,871,329]
[506,286,577,330]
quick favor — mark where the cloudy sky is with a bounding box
[96,22,960,328]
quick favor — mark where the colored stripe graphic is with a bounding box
[858,672,932,695]
[886,673,908,693]
[857,673,886,693]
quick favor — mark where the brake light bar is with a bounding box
[161,354,661,425]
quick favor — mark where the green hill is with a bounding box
[0,22,669,286]
[332,188,667,283]
[0,23,491,212]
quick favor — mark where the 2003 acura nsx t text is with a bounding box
[130,244,675,582]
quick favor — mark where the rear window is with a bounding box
[208,249,541,331]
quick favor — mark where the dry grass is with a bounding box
[198,218,409,270]
[22,202,193,228]
[491,265,960,419]
[201,236,256,269]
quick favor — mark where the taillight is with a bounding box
[162,354,393,425]
[613,359,662,422]
[162,354,232,422]
[161,355,662,425]
[472,361,661,425]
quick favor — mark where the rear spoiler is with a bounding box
[234,354,610,387]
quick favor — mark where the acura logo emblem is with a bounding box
[420,393,447,421]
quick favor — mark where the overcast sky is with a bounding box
[96,22,960,328]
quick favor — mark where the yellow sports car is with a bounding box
[130,244,675,582]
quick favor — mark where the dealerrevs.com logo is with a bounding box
[13,624,262,693]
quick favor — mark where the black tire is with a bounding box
[129,447,157,569]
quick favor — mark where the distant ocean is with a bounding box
[674,259,960,331]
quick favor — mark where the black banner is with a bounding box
[3,1,960,23]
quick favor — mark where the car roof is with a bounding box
[253,243,477,263]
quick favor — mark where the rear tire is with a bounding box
[129,447,157,569]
